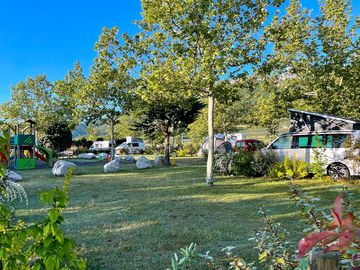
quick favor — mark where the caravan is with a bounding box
[266,109,360,179]
[89,140,114,152]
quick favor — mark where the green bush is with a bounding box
[214,150,257,177]
[43,123,73,152]
[270,156,310,180]
[184,143,199,156]
[232,150,257,177]
[176,143,199,157]
[251,151,279,176]
[176,148,187,157]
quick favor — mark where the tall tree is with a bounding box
[255,0,315,120]
[78,27,135,159]
[124,0,282,185]
[53,61,86,129]
[0,75,56,135]
[133,97,203,165]
[113,114,143,140]
[310,0,360,118]
[258,0,360,122]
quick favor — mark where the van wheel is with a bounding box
[327,163,350,179]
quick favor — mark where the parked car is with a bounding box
[234,139,265,152]
[266,131,360,179]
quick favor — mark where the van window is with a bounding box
[326,134,348,148]
[311,135,323,148]
[291,136,309,148]
[299,136,309,147]
[132,143,139,147]
[271,136,292,149]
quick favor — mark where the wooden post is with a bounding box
[311,249,339,270]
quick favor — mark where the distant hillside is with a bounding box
[72,123,87,138]
[71,123,109,139]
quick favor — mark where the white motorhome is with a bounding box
[266,109,360,179]
[89,140,114,152]
[116,137,145,154]
[226,133,246,147]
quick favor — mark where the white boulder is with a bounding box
[6,170,23,181]
[154,156,163,165]
[104,159,121,173]
[78,153,96,159]
[136,156,152,169]
[124,155,136,162]
[52,160,79,176]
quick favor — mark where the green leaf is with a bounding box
[51,223,59,236]
[44,237,52,248]
[48,209,59,223]
[43,224,51,237]
[45,255,59,270]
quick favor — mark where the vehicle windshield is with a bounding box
[270,136,292,149]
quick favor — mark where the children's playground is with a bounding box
[3,119,53,170]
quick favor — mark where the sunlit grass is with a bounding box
[13,158,360,269]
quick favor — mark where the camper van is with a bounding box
[116,137,145,154]
[266,109,360,179]
[89,140,114,152]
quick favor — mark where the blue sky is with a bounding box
[0,0,142,102]
[0,0,359,103]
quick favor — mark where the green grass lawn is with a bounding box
[12,158,360,269]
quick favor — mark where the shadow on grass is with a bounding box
[12,158,360,270]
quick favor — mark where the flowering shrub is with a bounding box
[214,152,235,175]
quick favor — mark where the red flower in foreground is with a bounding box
[298,194,360,258]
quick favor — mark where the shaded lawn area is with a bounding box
[13,158,360,269]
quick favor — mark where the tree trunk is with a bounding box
[206,94,215,186]
[163,131,171,166]
[110,120,115,160]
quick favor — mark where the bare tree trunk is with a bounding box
[206,94,215,186]
[110,120,115,160]
[163,130,171,166]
